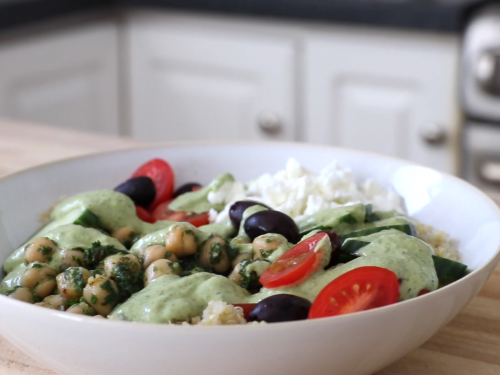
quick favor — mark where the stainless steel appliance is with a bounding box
[462,3,500,196]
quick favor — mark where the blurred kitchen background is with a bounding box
[1,0,500,192]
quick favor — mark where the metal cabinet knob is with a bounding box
[475,49,500,96]
[258,111,282,134]
[480,162,500,184]
[421,123,447,146]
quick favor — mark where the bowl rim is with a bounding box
[1,139,500,330]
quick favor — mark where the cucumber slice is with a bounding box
[432,255,468,282]
[364,204,380,223]
[73,209,99,228]
[341,228,405,254]
[297,203,366,237]
[338,253,358,264]
[339,217,416,244]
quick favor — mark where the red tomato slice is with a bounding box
[152,201,210,227]
[308,266,399,319]
[135,206,156,223]
[232,303,256,320]
[259,232,329,289]
[132,159,175,210]
[417,289,429,296]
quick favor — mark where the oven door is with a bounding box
[463,121,500,198]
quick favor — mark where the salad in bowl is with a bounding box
[0,156,468,325]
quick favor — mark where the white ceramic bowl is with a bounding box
[0,142,499,375]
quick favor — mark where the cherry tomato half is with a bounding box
[259,232,330,289]
[136,206,156,223]
[308,266,399,319]
[152,201,210,227]
[232,303,256,320]
[132,159,175,211]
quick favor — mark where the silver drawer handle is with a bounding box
[258,111,282,134]
[481,162,500,184]
[421,123,447,145]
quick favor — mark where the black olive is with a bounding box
[244,210,299,243]
[173,182,202,198]
[229,200,271,229]
[114,176,156,208]
[248,294,311,323]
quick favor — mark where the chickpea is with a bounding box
[144,259,181,286]
[252,234,288,260]
[35,302,55,309]
[83,275,119,316]
[56,267,92,300]
[139,245,178,269]
[199,235,230,273]
[58,248,86,271]
[42,294,68,311]
[67,302,95,316]
[103,253,142,278]
[230,235,251,246]
[228,262,243,286]
[164,225,198,257]
[21,262,57,299]
[231,252,252,268]
[111,226,137,247]
[24,237,57,264]
[6,286,37,303]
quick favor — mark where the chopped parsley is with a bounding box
[90,293,98,304]
[259,249,274,259]
[83,241,127,267]
[209,243,224,265]
[238,259,263,292]
[38,246,53,255]
[100,279,120,306]
[64,267,86,293]
[111,257,143,301]
[167,262,182,274]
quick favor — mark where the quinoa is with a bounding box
[413,220,460,261]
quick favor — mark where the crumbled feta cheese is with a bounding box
[208,158,404,223]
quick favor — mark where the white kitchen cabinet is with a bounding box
[0,22,120,134]
[303,27,460,173]
[126,13,296,142]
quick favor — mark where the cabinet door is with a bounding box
[127,14,296,142]
[0,22,120,134]
[304,28,460,173]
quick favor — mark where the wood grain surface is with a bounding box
[0,119,499,375]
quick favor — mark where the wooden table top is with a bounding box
[0,119,499,375]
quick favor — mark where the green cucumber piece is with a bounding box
[297,203,366,237]
[341,239,370,254]
[339,217,416,244]
[73,209,99,228]
[338,253,358,264]
[341,228,406,254]
[364,204,380,223]
[432,255,468,282]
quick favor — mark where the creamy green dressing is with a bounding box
[108,273,249,323]
[296,203,366,234]
[168,173,235,214]
[3,190,175,274]
[198,222,236,239]
[246,233,437,303]
[1,175,442,324]
[1,224,127,293]
[130,222,210,255]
